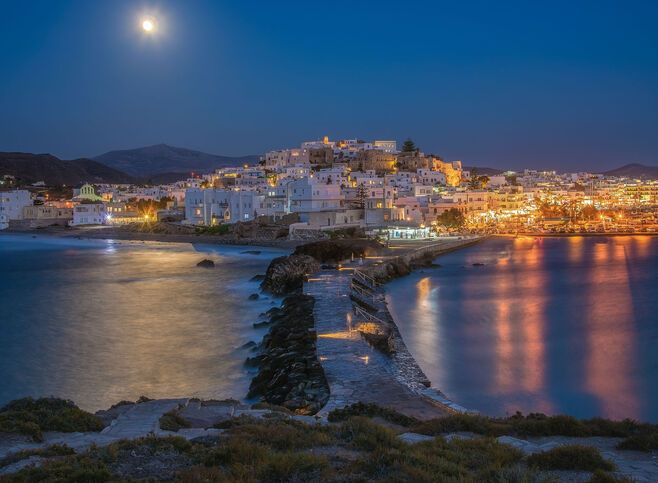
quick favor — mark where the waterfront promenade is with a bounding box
[306,236,483,419]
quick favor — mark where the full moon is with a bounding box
[142,18,155,32]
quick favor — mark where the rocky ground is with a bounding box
[1,400,657,481]
[259,254,320,295]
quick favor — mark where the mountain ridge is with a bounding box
[0,152,136,186]
[601,163,658,179]
[93,143,260,178]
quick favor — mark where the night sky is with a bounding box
[1,0,657,171]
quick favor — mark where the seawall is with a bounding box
[350,236,485,414]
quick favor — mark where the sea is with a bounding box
[386,236,658,422]
[0,234,286,411]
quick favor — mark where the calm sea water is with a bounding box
[386,236,658,422]
[0,234,286,411]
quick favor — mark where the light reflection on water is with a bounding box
[0,235,285,411]
[386,236,658,421]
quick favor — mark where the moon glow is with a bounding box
[142,18,155,33]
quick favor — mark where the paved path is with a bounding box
[0,399,212,463]
[101,398,187,439]
[306,270,449,420]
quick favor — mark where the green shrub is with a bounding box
[223,419,335,451]
[0,444,75,468]
[3,455,111,482]
[350,436,526,482]
[412,411,655,439]
[617,431,658,451]
[159,409,191,432]
[0,397,105,442]
[259,452,331,481]
[526,445,615,472]
[339,416,400,451]
[587,469,635,483]
[328,402,419,427]
[195,224,230,235]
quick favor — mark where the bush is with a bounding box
[0,444,75,468]
[588,469,635,483]
[328,402,419,427]
[350,436,526,482]
[195,224,230,235]
[412,411,655,439]
[0,397,105,442]
[221,419,335,451]
[4,455,111,482]
[526,445,615,472]
[159,409,191,432]
[617,432,658,451]
[339,416,400,451]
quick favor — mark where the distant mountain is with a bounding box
[602,163,658,179]
[94,144,260,178]
[0,152,135,186]
[463,166,504,176]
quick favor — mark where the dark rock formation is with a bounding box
[248,293,260,300]
[260,254,320,295]
[250,274,265,281]
[196,259,215,268]
[247,294,329,415]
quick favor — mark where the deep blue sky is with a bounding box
[1,0,657,171]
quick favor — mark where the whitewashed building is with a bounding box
[288,178,342,213]
[0,190,32,229]
[184,188,265,225]
[71,203,107,226]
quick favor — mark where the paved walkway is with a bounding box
[100,398,187,439]
[306,270,449,420]
[0,399,214,463]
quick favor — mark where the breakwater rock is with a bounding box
[293,239,385,263]
[260,254,320,295]
[247,294,329,415]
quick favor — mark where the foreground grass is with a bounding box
[4,416,535,482]
[0,398,105,442]
[526,445,615,472]
[2,403,652,481]
[0,444,74,469]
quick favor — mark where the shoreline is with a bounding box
[0,226,301,249]
[353,237,486,415]
[493,232,657,238]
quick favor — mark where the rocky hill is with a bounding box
[463,165,504,176]
[0,152,135,186]
[602,163,658,179]
[94,144,260,178]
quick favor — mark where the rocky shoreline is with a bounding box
[246,295,330,415]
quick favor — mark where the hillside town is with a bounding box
[1,137,657,237]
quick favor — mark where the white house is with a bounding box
[288,178,342,213]
[0,190,32,229]
[184,188,265,225]
[71,203,107,226]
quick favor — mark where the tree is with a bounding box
[402,138,417,153]
[468,168,489,189]
[437,208,465,229]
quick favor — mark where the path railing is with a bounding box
[353,305,388,326]
[353,269,380,288]
[350,281,384,303]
